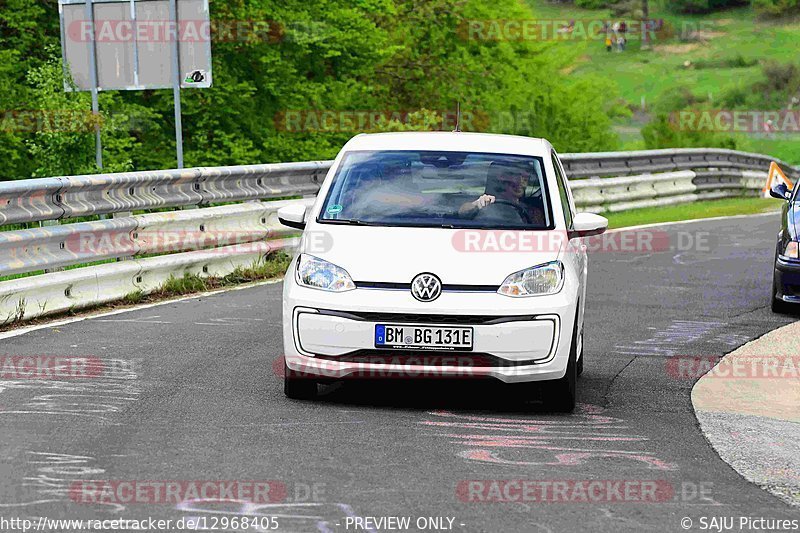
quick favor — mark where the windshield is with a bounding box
[318,150,553,229]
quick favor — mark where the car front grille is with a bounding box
[317,309,540,325]
[314,350,540,367]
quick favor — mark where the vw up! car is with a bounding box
[278,132,608,411]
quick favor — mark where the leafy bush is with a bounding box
[692,55,759,69]
[667,0,748,13]
[719,61,800,109]
[1,0,621,180]
[752,0,800,15]
[575,0,611,9]
[642,114,738,150]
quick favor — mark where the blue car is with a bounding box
[770,182,800,313]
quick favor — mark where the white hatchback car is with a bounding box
[279,132,607,411]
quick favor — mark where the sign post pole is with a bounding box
[84,0,103,169]
[168,0,184,169]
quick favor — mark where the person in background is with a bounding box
[605,35,612,52]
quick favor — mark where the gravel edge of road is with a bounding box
[692,320,800,507]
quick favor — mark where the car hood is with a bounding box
[300,224,565,285]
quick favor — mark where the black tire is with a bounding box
[544,313,579,413]
[576,331,584,377]
[771,270,794,314]
[283,362,318,400]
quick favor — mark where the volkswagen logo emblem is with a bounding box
[411,273,442,302]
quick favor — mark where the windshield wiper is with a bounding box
[324,218,377,226]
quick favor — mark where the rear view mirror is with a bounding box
[570,212,608,238]
[770,182,792,201]
[277,204,308,230]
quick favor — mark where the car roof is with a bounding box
[340,132,553,158]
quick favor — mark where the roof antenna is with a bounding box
[453,102,462,133]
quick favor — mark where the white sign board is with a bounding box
[59,0,212,91]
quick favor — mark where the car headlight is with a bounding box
[296,254,355,292]
[498,261,564,297]
[784,241,799,259]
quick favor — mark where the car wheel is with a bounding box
[544,313,578,413]
[576,330,584,377]
[284,362,318,400]
[771,272,793,314]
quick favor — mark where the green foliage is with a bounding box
[575,0,611,8]
[692,55,759,70]
[152,252,292,297]
[23,50,141,177]
[642,113,738,149]
[160,273,210,294]
[644,60,800,153]
[752,0,800,15]
[716,62,800,109]
[666,0,748,13]
[124,291,145,304]
[0,0,621,180]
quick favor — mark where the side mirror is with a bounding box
[570,212,608,239]
[770,183,793,201]
[277,204,307,230]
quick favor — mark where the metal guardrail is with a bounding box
[0,162,329,226]
[0,199,314,277]
[1,149,795,226]
[570,169,767,213]
[561,148,800,180]
[0,148,793,325]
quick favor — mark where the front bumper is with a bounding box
[282,281,577,384]
[775,256,800,303]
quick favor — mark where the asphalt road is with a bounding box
[0,213,798,533]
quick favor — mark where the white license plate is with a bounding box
[374,324,473,351]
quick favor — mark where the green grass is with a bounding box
[604,196,781,228]
[529,1,800,103]
[149,252,293,299]
[525,0,800,164]
[123,290,146,304]
[736,135,800,164]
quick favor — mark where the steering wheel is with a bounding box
[473,199,532,224]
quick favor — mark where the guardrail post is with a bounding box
[113,211,134,261]
[40,219,64,273]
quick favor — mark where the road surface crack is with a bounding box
[601,355,636,407]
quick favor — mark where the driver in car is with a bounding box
[458,162,545,225]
